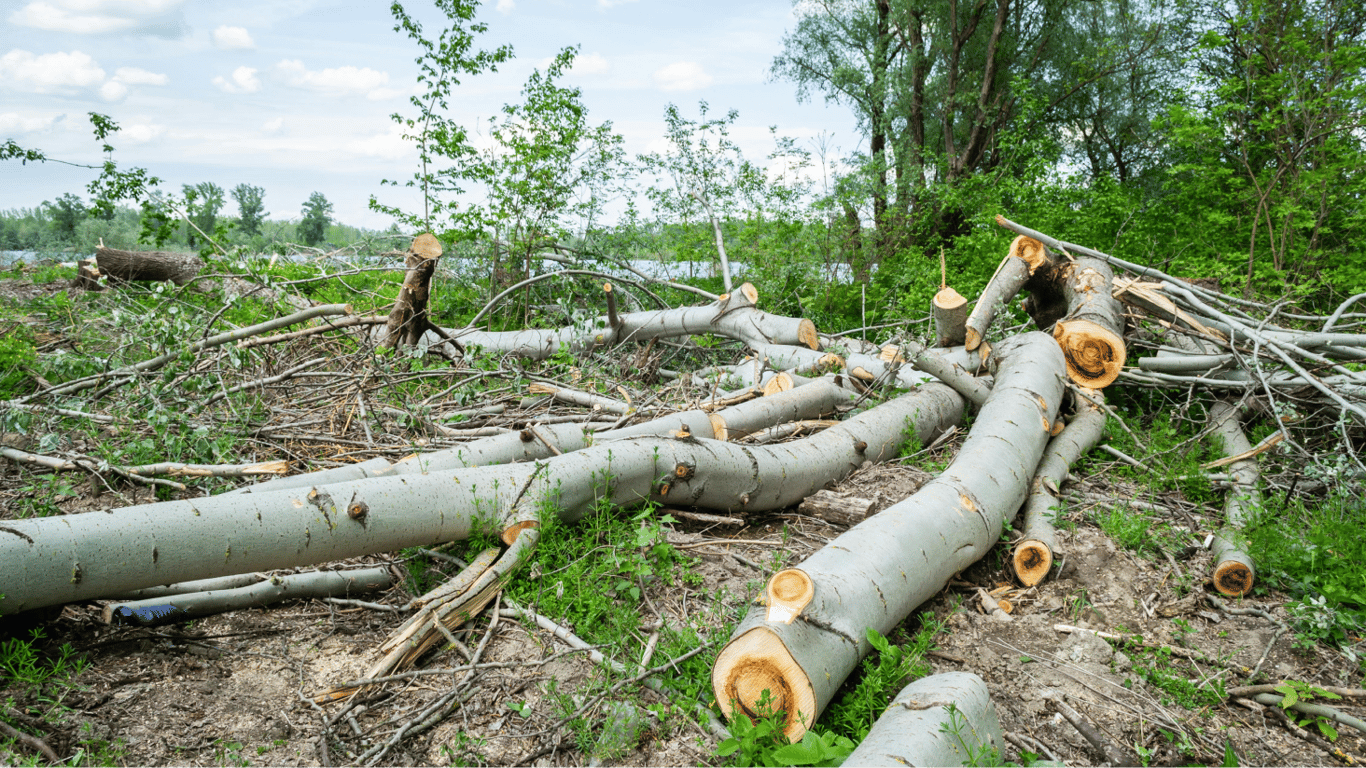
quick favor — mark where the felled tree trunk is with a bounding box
[437,283,818,361]
[384,234,442,348]
[0,382,963,615]
[933,286,968,347]
[1208,400,1260,596]
[842,672,1005,767]
[97,246,205,285]
[710,332,1064,741]
[1013,392,1107,585]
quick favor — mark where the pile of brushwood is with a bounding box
[3,215,1365,765]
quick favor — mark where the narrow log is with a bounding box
[933,287,968,347]
[1013,393,1107,586]
[964,240,1034,351]
[842,672,1004,767]
[102,567,394,626]
[711,332,1064,740]
[1208,400,1260,596]
[0,381,963,614]
[97,246,204,285]
[384,233,442,347]
[796,490,874,526]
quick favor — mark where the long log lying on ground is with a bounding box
[95,246,311,309]
[231,379,854,495]
[1013,392,1107,585]
[841,672,1005,767]
[0,381,962,615]
[1208,400,1260,596]
[711,332,1064,740]
[430,283,818,360]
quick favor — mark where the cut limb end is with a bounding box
[964,326,982,351]
[765,569,813,624]
[1013,540,1053,587]
[1053,319,1126,388]
[712,627,817,742]
[798,319,819,351]
[1214,560,1255,597]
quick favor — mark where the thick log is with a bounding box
[933,287,968,347]
[1013,393,1107,585]
[97,246,205,285]
[0,381,962,615]
[964,241,1033,351]
[1050,257,1127,388]
[1208,400,1260,596]
[842,672,1004,767]
[711,332,1064,740]
[796,490,874,526]
[385,233,442,347]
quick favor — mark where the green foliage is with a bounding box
[1244,489,1366,649]
[821,621,938,741]
[0,323,36,399]
[1271,681,1343,741]
[231,184,267,237]
[715,689,854,768]
[298,192,334,247]
[372,0,514,233]
[1120,641,1227,710]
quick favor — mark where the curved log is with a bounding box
[0,382,963,615]
[711,332,1065,740]
[842,672,1004,767]
[1013,392,1107,585]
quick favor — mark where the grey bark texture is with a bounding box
[434,286,817,361]
[711,332,1065,740]
[0,382,962,615]
[1013,394,1107,585]
[1208,400,1261,596]
[102,567,394,626]
[842,672,1005,767]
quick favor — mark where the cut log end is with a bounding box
[761,373,795,397]
[712,627,817,742]
[500,520,538,546]
[410,232,443,260]
[1053,319,1126,388]
[1009,235,1049,273]
[765,569,814,624]
[739,283,760,304]
[798,319,819,351]
[1213,560,1255,597]
[708,413,728,441]
[1013,540,1053,587]
[965,326,982,352]
[933,286,968,311]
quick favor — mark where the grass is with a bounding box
[0,627,125,766]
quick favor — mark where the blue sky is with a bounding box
[0,0,860,230]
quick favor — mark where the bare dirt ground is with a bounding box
[3,449,1360,768]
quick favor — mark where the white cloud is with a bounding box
[113,66,167,86]
[571,52,609,75]
[115,122,164,144]
[0,50,105,93]
[653,61,712,92]
[597,0,637,7]
[0,112,60,135]
[213,66,261,94]
[261,117,284,134]
[495,0,514,13]
[212,25,255,50]
[276,59,394,99]
[348,125,413,161]
[99,80,128,101]
[9,0,189,38]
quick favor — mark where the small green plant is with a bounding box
[938,702,1004,767]
[1272,681,1343,741]
[821,619,939,740]
[714,689,853,767]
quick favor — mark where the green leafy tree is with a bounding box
[474,47,625,286]
[231,184,267,237]
[370,0,514,233]
[299,192,334,246]
[182,182,224,248]
[43,193,87,240]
